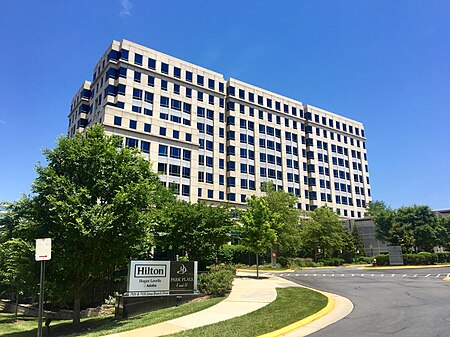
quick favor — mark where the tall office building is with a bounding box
[68,39,372,218]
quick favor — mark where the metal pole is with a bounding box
[37,260,45,337]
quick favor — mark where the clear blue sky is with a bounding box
[1,0,449,210]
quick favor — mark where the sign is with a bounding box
[126,260,197,297]
[387,246,404,266]
[35,238,52,261]
[169,261,197,294]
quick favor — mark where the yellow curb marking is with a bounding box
[257,293,335,337]
[364,264,450,270]
[443,277,450,282]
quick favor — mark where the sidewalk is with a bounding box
[104,271,352,337]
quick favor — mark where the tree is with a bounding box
[300,207,345,262]
[351,225,366,256]
[261,182,301,256]
[0,238,37,321]
[239,196,277,278]
[366,201,394,242]
[29,125,171,324]
[153,201,234,262]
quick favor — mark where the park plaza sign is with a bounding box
[126,260,198,297]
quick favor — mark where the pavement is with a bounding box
[104,271,352,337]
[278,266,450,337]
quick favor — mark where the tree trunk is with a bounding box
[73,297,81,325]
[14,287,19,322]
[256,251,259,279]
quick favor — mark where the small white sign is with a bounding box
[127,261,170,295]
[35,238,52,261]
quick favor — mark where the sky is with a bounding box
[0,0,449,210]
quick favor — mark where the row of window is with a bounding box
[108,48,225,92]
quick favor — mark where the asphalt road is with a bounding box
[272,267,450,337]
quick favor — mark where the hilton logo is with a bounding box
[134,264,167,278]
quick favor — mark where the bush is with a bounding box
[403,252,437,265]
[208,263,237,275]
[218,245,267,265]
[319,258,345,266]
[352,256,373,264]
[374,254,389,266]
[277,257,288,268]
[288,258,323,269]
[436,252,450,263]
[198,265,235,296]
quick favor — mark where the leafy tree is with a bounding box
[261,182,301,256]
[28,125,171,324]
[387,221,415,252]
[0,238,37,321]
[239,196,277,278]
[153,201,234,262]
[351,225,366,256]
[366,201,394,242]
[300,207,345,261]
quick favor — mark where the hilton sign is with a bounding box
[126,261,198,297]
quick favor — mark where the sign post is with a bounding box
[35,238,51,337]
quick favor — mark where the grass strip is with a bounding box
[0,297,224,337]
[169,287,327,337]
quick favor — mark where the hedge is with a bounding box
[374,252,450,266]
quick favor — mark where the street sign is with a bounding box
[35,238,52,261]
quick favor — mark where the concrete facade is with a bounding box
[68,39,372,218]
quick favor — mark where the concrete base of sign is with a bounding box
[114,293,205,319]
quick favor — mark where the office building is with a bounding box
[68,39,372,218]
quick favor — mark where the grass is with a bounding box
[0,297,224,337]
[169,287,328,337]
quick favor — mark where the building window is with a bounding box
[174,67,181,78]
[113,116,122,126]
[140,141,150,153]
[148,58,156,69]
[144,123,151,133]
[129,119,137,129]
[161,62,169,74]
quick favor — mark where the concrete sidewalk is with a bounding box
[104,271,352,337]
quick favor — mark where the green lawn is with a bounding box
[169,287,328,337]
[0,297,224,337]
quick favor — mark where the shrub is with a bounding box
[403,252,437,265]
[218,245,267,265]
[277,256,288,268]
[374,254,389,266]
[198,265,234,296]
[319,258,345,266]
[436,252,450,263]
[352,256,373,264]
[208,263,236,275]
[287,258,323,269]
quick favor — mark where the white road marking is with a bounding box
[305,274,308,276]
[371,274,374,277]
[447,273,450,278]
[413,274,417,277]
[351,274,355,277]
[332,274,335,277]
[391,274,395,277]
[425,274,430,278]
[380,274,384,277]
[436,274,441,278]
[295,274,299,276]
[287,274,291,276]
[279,274,284,276]
[313,274,317,277]
[402,274,407,277]
[341,274,345,277]
[323,274,326,277]
[361,274,364,277]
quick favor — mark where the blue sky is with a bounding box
[0,0,449,210]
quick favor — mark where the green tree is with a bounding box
[153,201,234,262]
[366,201,394,242]
[300,207,345,262]
[261,182,301,256]
[239,196,277,278]
[29,125,171,324]
[351,225,366,256]
[0,238,37,321]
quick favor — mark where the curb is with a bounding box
[257,289,336,337]
[364,264,450,270]
[443,277,450,282]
